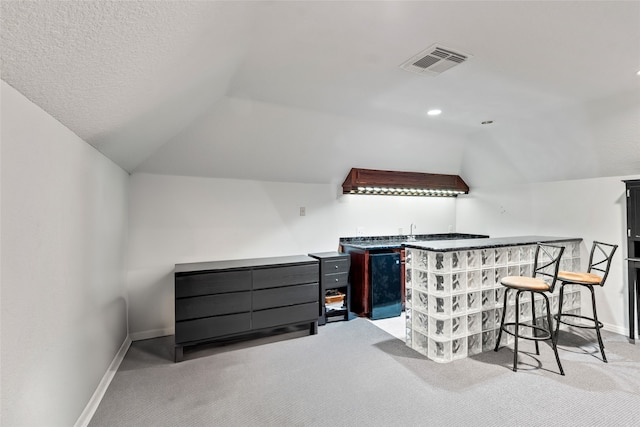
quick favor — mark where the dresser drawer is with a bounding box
[175,292,251,321]
[322,271,349,289]
[322,257,350,274]
[253,264,319,289]
[253,283,318,310]
[175,312,251,344]
[252,302,318,330]
[175,270,251,298]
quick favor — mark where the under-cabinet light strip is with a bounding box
[349,186,465,197]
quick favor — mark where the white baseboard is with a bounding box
[130,327,175,342]
[74,335,132,427]
[602,321,634,339]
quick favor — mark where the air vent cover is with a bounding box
[400,44,471,76]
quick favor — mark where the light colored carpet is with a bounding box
[89,318,640,426]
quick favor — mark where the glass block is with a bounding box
[429,317,452,338]
[507,247,519,265]
[467,291,481,312]
[482,269,495,289]
[428,338,452,363]
[494,267,508,286]
[405,307,413,327]
[560,258,572,272]
[413,310,429,334]
[551,295,559,313]
[405,288,412,308]
[494,248,507,266]
[406,267,413,290]
[495,307,503,326]
[519,246,533,263]
[452,315,466,337]
[467,250,480,269]
[451,251,466,271]
[519,301,532,322]
[467,312,482,334]
[405,249,414,267]
[570,242,580,258]
[508,265,519,277]
[468,333,482,355]
[572,257,581,271]
[482,289,495,309]
[482,309,496,331]
[494,288,505,307]
[405,327,412,346]
[452,337,467,360]
[481,249,494,267]
[467,270,482,290]
[452,294,466,315]
[533,297,546,317]
[413,270,428,292]
[482,330,496,352]
[430,295,452,316]
[414,290,429,312]
[570,290,580,308]
[430,252,450,272]
[429,273,452,294]
[519,264,532,278]
[452,272,466,293]
[413,331,428,356]
[415,250,429,271]
[506,289,516,305]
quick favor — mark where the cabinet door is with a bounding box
[629,186,640,240]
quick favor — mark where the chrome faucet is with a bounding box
[408,223,416,241]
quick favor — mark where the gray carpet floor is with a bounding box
[89,318,640,426]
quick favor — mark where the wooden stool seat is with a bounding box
[557,271,603,285]
[501,276,550,291]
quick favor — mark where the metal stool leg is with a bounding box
[545,293,564,375]
[588,285,607,363]
[554,283,566,345]
[513,291,521,372]
[531,291,540,355]
[495,288,509,351]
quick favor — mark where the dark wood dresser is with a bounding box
[174,255,319,361]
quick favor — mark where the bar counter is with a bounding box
[403,236,582,363]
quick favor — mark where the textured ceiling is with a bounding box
[1,1,639,186]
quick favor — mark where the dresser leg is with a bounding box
[175,345,183,363]
[309,321,318,335]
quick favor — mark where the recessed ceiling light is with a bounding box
[427,109,442,116]
[481,120,494,125]
[637,70,640,76]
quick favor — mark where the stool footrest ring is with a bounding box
[500,322,553,341]
[555,313,603,330]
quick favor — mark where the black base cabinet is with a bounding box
[174,255,319,362]
[308,252,351,325]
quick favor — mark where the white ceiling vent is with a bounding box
[400,44,471,76]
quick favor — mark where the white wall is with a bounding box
[457,174,640,336]
[0,81,129,426]
[126,172,457,338]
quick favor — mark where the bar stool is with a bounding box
[494,243,565,375]
[554,241,618,362]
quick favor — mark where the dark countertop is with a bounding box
[175,255,317,274]
[403,235,581,252]
[339,233,489,250]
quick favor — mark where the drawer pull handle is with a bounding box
[335,265,339,269]
[335,278,339,282]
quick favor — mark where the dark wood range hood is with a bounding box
[341,168,469,197]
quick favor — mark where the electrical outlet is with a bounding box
[356,226,365,236]
[299,207,306,216]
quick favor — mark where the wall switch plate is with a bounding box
[299,207,306,216]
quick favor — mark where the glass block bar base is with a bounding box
[405,241,581,363]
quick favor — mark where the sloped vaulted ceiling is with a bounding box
[1,1,639,187]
